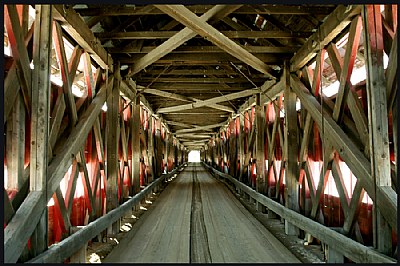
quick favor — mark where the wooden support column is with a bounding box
[255,94,266,212]
[106,63,120,235]
[131,97,141,193]
[147,115,155,183]
[6,93,25,193]
[283,61,300,236]
[29,5,52,258]
[238,115,245,181]
[362,5,392,255]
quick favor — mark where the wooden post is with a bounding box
[6,93,25,193]
[131,97,141,194]
[147,115,155,183]
[238,115,245,182]
[255,93,266,213]
[362,5,392,255]
[106,63,120,235]
[284,60,300,236]
[29,5,53,257]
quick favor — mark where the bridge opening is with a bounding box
[188,150,200,162]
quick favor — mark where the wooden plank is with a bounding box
[49,92,66,150]
[4,21,34,124]
[29,6,52,256]
[5,5,32,116]
[385,31,397,111]
[290,5,361,71]
[4,76,114,263]
[83,52,95,100]
[68,46,83,84]
[106,65,120,234]
[99,31,311,40]
[65,160,79,215]
[362,5,393,254]
[290,74,397,232]
[4,188,15,224]
[157,89,259,113]
[283,61,299,235]
[138,77,265,83]
[129,5,241,76]
[75,5,333,16]
[52,20,77,125]
[175,122,227,134]
[255,94,266,195]
[6,93,25,191]
[205,164,396,263]
[155,5,275,79]
[331,155,350,217]
[332,15,363,123]
[343,180,364,234]
[140,88,234,113]
[27,167,180,263]
[52,5,113,71]
[131,98,141,194]
[109,45,299,54]
[54,187,72,232]
[329,44,369,155]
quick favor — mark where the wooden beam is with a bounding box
[27,167,181,263]
[283,61,299,235]
[128,5,240,76]
[6,93,25,192]
[290,5,361,71]
[255,94,266,195]
[4,76,114,263]
[106,64,120,234]
[120,53,285,65]
[157,88,259,113]
[99,31,311,40]
[52,20,77,126]
[155,5,275,79]
[332,15,363,123]
[290,74,397,232]
[109,45,299,54]
[75,5,334,16]
[362,5,393,254]
[140,88,234,113]
[205,164,396,263]
[175,122,227,134]
[5,5,32,116]
[131,97,141,194]
[138,77,265,83]
[53,5,113,71]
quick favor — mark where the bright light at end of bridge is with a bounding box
[188,150,200,162]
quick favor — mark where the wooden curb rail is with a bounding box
[27,165,186,263]
[202,162,396,264]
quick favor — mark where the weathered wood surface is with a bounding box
[27,166,183,263]
[203,163,396,263]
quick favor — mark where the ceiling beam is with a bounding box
[138,77,265,83]
[127,5,242,77]
[109,45,299,54]
[52,5,113,71]
[175,133,213,138]
[119,52,287,64]
[175,122,227,134]
[290,5,362,72]
[74,5,333,16]
[157,87,259,113]
[155,5,276,79]
[138,87,235,113]
[98,31,312,40]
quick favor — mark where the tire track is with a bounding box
[190,164,212,263]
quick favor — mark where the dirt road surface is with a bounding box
[104,163,300,263]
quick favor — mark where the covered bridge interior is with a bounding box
[2,3,398,263]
